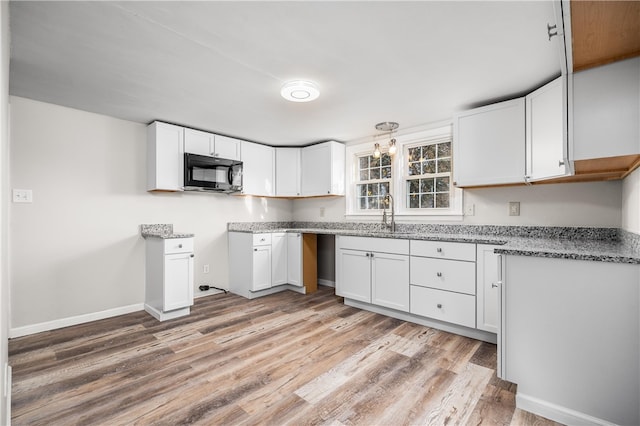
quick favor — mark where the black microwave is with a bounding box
[184,153,243,193]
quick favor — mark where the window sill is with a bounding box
[345,212,464,222]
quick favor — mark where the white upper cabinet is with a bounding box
[241,141,275,196]
[147,121,184,192]
[573,57,640,160]
[453,98,526,187]
[526,76,569,181]
[301,141,346,196]
[184,128,241,161]
[275,148,301,197]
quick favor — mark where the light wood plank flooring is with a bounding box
[9,286,562,425]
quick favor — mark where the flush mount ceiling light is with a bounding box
[281,80,320,102]
[374,121,400,156]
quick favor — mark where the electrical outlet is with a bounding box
[203,264,210,274]
[320,207,325,218]
[464,203,475,216]
[12,189,32,203]
[509,201,520,216]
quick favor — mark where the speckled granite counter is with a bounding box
[227,221,640,264]
[141,224,194,239]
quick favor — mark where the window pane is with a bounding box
[369,197,379,209]
[438,142,451,158]
[381,166,391,179]
[370,168,380,180]
[436,176,450,192]
[408,147,421,162]
[408,180,419,193]
[359,170,369,180]
[421,178,434,193]
[359,156,369,169]
[409,194,419,208]
[436,193,450,208]
[370,156,380,167]
[359,197,367,209]
[370,183,379,196]
[420,194,434,208]
[381,182,390,196]
[358,184,366,196]
[438,159,451,173]
[422,160,436,174]
[381,153,391,166]
[408,163,420,176]
[424,145,436,160]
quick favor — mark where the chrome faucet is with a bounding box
[382,193,395,232]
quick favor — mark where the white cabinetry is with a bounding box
[500,255,639,426]
[453,99,526,187]
[252,233,272,291]
[526,76,569,181]
[301,141,345,196]
[241,141,275,196]
[287,233,302,287]
[409,240,476,328]
[336,236,410,312]
[147,121,184,192]
[573,57,640,160]
[275,148,301,197]
[271,233,287,286]
[144,237,194,321]
[184,128,242,160]
[476,244,500,333]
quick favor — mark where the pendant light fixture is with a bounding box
[374,122,399,156]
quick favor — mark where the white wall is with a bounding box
[293,181,622,227]
[1,1,10,423]
[9,96,293,332]
[622,166,640,234]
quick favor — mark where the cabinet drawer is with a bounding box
[164,238,194,254]
[410,240,475,261]
[410,286,476,328]
[337,236,409,255]
[253,233,272,246]
[410,257,476,295]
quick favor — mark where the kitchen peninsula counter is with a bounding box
[228,221,640,264]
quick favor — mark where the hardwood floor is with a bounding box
[9,286,562,425]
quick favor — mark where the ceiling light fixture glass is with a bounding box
[373,143,381,158]
[374,121,399,156]
[281,80,320,102]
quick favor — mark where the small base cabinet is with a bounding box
[144,237,194,321]
[476,244,500,333]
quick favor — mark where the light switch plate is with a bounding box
[464,203,475,216]
[12,189,33,203]
[508,201,520,216]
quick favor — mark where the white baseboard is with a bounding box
[318,279,335,288]
[9,303,144,338]
[516,393,617,426]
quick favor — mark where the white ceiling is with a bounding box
[9,1,561,146]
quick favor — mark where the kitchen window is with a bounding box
[355,152,392,210]
[405,139,452,209]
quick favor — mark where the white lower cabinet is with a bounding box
[410,286,476,328]
[336,236,410,312]
[271,233,287,287]
[287,233,302,287]
[252,234,272,291]
[476,244,500,333]
[144,237,194,321]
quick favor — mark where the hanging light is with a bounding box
[374,121,399,156]
[373,143,381,158]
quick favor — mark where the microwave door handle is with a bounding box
[228,167,234,185]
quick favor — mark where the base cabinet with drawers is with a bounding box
[336,236,496,342]
[144,237,195,321]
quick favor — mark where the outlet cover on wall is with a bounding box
[203,264,210,274]
[12,189,33,203]
[464,203,475,216]
[509,201,520,216]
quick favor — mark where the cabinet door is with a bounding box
[301,143,332,196]
[476,245,500,333]
[147,122,184,191]
[163,252,194,311]
[371,252,409,312]
[453,98,526,187]
[276,148,301,196]
[252,245,272,291]
[214,135,242,161]
[336,249,371,303]
[271,233,287,286]
[184,128,214,156]
[287,233,302,286]
[526,76,568,181]
[242,141,275,196]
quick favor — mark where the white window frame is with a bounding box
[353,150,393,212]
[345,123,463,220]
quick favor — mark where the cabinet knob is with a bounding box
[558,160,565,167]
[436,272,442,277]
[190,254,194,258]
[327,191,330,194]
[178,244,183,248]
[254,248,258,251]
[492,283,498,288]
[366,253,370,257]
[437,303,443,309]
[370,252,374,258]
[436,248,442,253]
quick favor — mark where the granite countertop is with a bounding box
[141,224,194,239]
[227,221,640,264]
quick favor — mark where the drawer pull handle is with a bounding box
[437,272,442,277]
[437,303,443,309]
[491,283,498,288]
[436,248,442,253]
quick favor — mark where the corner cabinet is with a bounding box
[144,237,194,321]
[147,121,184,192]
[275,148,301,197]
[301,141,346,196]
[241,141,275,196]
